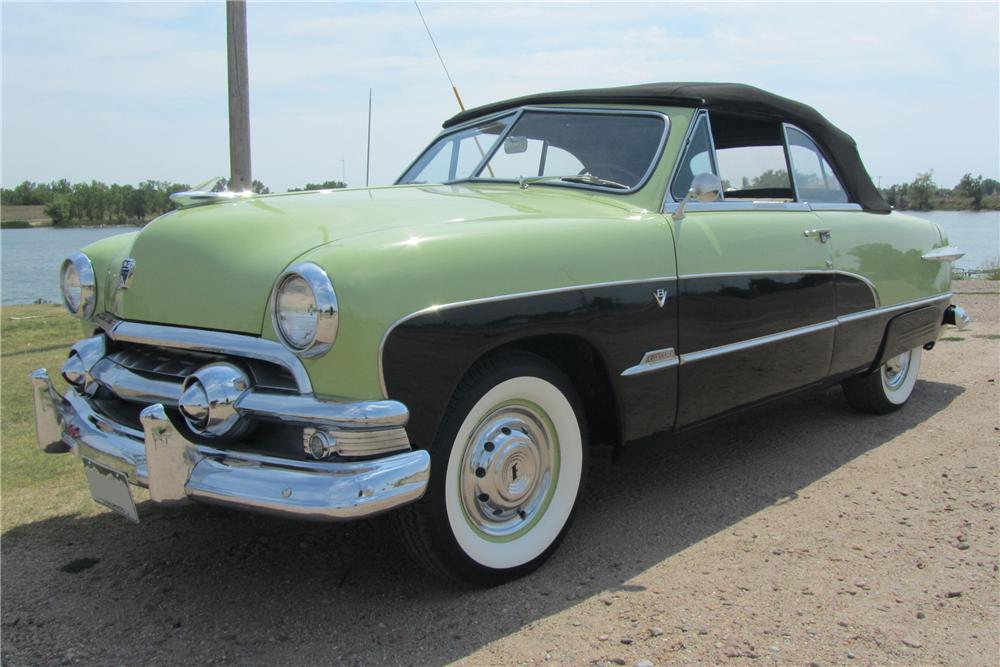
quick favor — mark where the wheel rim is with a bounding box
[882,351,911,389]
[459,400,558,542]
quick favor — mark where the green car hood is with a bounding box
[110,184,633,334]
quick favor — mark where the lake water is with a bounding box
[1,211,997,305]
[1,226,141,305]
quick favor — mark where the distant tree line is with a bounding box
[881,172,999,211]
[726,169,997,211]
[288,180,347,192]
[1,178,348,225]
[730,169,998,210]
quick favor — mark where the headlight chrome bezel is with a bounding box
[270,262,339,358]
[60,252,98,319]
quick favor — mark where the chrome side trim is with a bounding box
[102,319,313,394]
[921,246,965,262]
[621,348,678,377]
[681,320,838,364]
[663,201,812,213]
[377,276,679,397]
[809,203,862,211]
[678,292,952,363]
[837,292,952,324]
[680,269,837,279]
[838,271,881,308]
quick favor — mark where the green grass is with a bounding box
[0,305,104,529]
[938,336,966,342]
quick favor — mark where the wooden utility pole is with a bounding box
[226,0,251,192]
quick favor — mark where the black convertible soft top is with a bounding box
[444,82,889,213]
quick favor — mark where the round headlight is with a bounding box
[60,253,97,318]
[271,262,338,357]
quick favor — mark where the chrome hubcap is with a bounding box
[460,404,555,538]
[883,351,911,389]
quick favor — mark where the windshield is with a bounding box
[398,110,667,192]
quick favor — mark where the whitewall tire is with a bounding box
[843,346,922,414]
[396,352,587,585]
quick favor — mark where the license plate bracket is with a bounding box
[82,458,139,523]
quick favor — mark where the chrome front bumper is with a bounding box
[30,369,430,521]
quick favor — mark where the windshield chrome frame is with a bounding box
[396,109,520,186]
[398,106,670,195]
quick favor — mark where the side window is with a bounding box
[670,114,718,200]
[709,112,793,200]
[715,144,791,199]
[785,127,848,203]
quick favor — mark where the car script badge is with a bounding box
[119,258,136,289]
[653,288,668,308]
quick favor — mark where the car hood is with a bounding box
[111,184,633,334]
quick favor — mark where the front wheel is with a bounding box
[842,346,923,414]
[396,352,587,586]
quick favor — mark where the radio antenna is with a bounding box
[413,1,493,175]
[365,88,372,187]
[414,1,465,111]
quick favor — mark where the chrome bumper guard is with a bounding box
[30,369,430,521]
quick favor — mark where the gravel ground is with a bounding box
[2,282,997,666]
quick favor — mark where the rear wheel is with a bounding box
[842,346,922,414]
[396,352,587,586]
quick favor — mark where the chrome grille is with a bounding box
[95,342,298,404]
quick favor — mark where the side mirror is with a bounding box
[689,172,723,202]
[672,172,723,221]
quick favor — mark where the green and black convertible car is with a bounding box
[33,83,970,584]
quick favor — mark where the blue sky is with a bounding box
[2,1,997,192]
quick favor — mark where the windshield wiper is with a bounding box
[518,173,630,190]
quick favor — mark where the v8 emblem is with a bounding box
[653,288,668,308]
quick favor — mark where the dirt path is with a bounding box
[2,283,997,666]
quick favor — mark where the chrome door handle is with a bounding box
[804,228,832,243]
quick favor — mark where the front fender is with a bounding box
[286,212,678,403]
